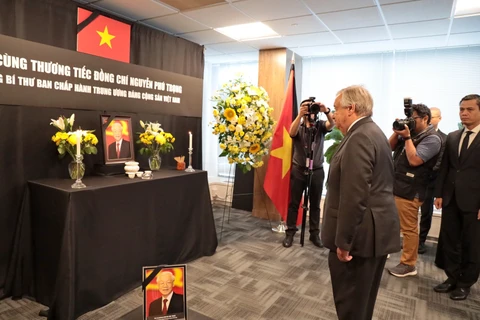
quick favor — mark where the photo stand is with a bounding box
[218,164,274,242]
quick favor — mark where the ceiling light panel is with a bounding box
[215,22,280,41]
[454,0,480,17]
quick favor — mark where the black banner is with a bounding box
[0,34,203,117]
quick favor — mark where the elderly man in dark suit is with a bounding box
[433,94,480,301]
[149,270,185,317]
[321,85,400,320]
[108,121,131,160]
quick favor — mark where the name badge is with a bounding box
[406,172,415,178]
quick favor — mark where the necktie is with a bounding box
[459,131,473,162]
[162,298,168,315]
[116,143,120,158]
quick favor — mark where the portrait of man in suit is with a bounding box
[148,270,185,318]
[107,121,131,160]
[433,94,480,301]
[321,85,400,320]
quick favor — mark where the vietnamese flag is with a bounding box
[264,63,301,224]
[77,8,131,63]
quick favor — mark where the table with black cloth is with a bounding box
[7,169,217,320]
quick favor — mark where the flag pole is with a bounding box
[272,55,294,234]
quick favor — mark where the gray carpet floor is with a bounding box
[1,205,479,320]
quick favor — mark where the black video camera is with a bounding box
[393,98,415,131]
[301,97,320,123]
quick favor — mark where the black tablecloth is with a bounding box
[6,170,217,320]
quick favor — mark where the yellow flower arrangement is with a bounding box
[211,75,274,172]
[136,120,175,156]
[50,114,98,159]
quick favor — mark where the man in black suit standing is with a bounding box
[149,270,185,317]
[433,94,480,301]
[108,121,131,160]
[322,85,400,320]
[418,107,448,254]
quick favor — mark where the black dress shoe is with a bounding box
[283,234,294,248]
[309,234,324,248]
[434,281,456,293]
[418,242,426,254]
[450,287,470,300]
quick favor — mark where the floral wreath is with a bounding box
[211,75,275,172]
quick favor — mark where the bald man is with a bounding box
[107,121,131,160]
[418,107,447,254]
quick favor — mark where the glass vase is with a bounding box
[68,159,86,180]
[148,154,161,171]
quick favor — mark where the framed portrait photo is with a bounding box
[143,265,187,320]
[101,115,135,164]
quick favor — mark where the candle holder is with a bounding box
[71,154,86,189]
[185,148,195,172]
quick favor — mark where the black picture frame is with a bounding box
[101,115,135,164]
[142,265,187,320]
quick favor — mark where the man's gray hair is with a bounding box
[337,85,373,117]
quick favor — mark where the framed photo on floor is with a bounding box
[143,265,187,320]
[101,115,135,164]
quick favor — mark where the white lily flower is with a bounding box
[50,117,65,130]
[69,114,75,127]
[151,122,162,132]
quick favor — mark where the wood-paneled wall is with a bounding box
[252,48,296,221]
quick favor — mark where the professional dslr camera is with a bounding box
[301,97,320,123]
[392,97,416,131]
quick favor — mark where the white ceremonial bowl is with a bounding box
[124,165,140,173]
[125,161,139,166]
[136,171,143,177]
[127,172,136,179]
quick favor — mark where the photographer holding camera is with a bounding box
[282,98,334,248]
[388,102,442,278]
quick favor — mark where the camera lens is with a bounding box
[393,119,406,131]
[309,103,320,114]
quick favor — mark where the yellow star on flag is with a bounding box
[270,127,293,178]
[97,26,115,48]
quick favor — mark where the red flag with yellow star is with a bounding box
[77,8,131,63]
[263,64,299,223]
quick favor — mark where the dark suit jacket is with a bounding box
[149,292,184,317]
[108,139,131,160]
[434,129,480,212]
[321,117,400,257]
[437,129,447,141]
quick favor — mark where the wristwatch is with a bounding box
[324,108,331,115]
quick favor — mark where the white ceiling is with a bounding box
[74,0,480,64]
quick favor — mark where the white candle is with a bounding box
[189,131,193,149]
[76,130,81,156]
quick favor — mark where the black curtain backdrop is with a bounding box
[0,0,205,295]
[131,24,204,79]
[0,0,77,50]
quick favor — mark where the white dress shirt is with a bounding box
[458,123,480,155]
